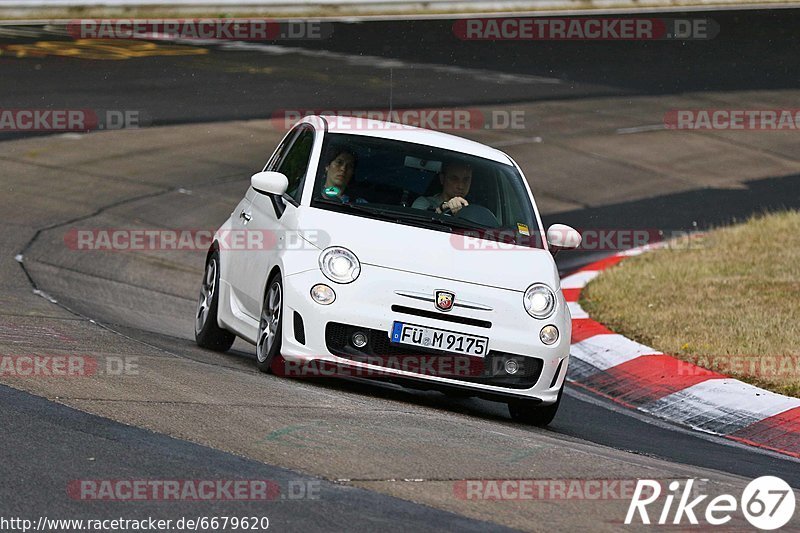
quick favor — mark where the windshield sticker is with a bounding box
[517,223,530,236]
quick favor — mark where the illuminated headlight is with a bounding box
[523,283,556,319]
[310,284,336,305]
[319,247,360,284]
[540,325,559,345]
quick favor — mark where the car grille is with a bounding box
[325,322,542,389]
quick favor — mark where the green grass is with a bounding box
[581,210,800,397]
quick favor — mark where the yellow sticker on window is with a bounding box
[517,223,530,236]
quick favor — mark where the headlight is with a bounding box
[523,283,556,319]
[319,246,360,284]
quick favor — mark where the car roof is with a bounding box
[315,115,514,165]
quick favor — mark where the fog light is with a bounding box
[540,325,559,345]
[310,284,335,305]
[504,359,519,375]
[351,331,368,348]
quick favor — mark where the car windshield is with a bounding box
[310,132,544,249]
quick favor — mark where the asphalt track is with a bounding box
[1,10,800,531]
[2,9,800,133]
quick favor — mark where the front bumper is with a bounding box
[279,265,571,404]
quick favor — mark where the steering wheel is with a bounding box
[450,204,501,228]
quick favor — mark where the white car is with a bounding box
[194,115,581,425]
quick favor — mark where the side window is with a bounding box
[277,126,315,202]
[265,129,298,172]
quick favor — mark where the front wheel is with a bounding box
[507,383,564,427]
[256,275,283,373]
[195,251,236,352]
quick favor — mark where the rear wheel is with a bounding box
[194,251,235,352]
[256,275,283,373]
[508,383,564,426]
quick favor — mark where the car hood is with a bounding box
[298,207,559,292]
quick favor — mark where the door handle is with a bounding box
[239,210,252,222]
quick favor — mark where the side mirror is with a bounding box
[547,224,581,254]
[251,171,289,196]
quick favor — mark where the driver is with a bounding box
[411,162,472,215]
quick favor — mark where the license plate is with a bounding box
[390,322,488,356]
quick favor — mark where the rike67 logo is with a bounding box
[626,477,796,530]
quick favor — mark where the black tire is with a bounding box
[256,274,283,374]
[194,251,236,352]
[508,383,564,427]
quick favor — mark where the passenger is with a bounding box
[412,162,472,214]
[320,146,361,203]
